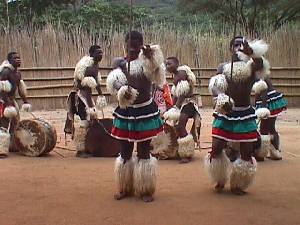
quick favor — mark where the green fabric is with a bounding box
[113,117,163,132]
[213,118,257,133]
[257,98,287,111]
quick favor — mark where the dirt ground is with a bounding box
[0,107,300,225]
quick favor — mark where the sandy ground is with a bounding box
[0,107,300,225]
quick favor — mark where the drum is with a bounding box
[85,118,121,157]
[0,128,10,157]
[151,122,179,160]
[13,119,57,156]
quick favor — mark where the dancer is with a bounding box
[106,31,165,202]
[206,36,271,195]
[163,57,201,163]
[64,45,106,158]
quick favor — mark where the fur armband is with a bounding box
[19,80,28,96]
[175,80,190,97]
[249,39,268,58]
[0,60,14,72]
[81,76,97,88]
[208,74,227,95]
[252,79,268,94]
[86,107,97,119]
[139,45,165,85]
[106,68,128,95]
[21,103,32,112]
[215,93,234,114]
[255,108,270,119]
[223,60,253,82]
[4,106,18,118]
[0,80,12,92]
[163,107,180,122]
[117,86,139,109]
[74,56,94,81]
[178,65,196,85]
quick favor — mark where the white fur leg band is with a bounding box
[0,80,12,92]
[177,134,195,158]
[117,86,138,109]
[115,156,136,195]
[163,107,180,122]
[4,106,18,118]
[230,157,257,191]
[255,108,270,119]
[133,156,157,197]
[81,77,97,89]
[256,135,270,158]
[204,150,231,186]
[252,79,268,94]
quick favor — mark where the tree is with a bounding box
[176,0,300,34]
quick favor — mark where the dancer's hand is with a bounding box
[142,45,153,59]
[240,39,253,56]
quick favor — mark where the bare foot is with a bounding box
[179,158,191,164]
[114,192,129,200]
[231,188,246,195]
[214,183,224,193]
[141,195,154,202]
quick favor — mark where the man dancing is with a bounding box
[0,52,31,157]
[163,57,201,163]
[106,31,165,202]
[64,45,106,158]
[253,76,287,161]
[206,36,271,195]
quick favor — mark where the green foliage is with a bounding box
[0,0,151,31]
[176,0,300,34]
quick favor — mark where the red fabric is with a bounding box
[212,127,259,141]
[270,108,285,116]
[111,126,163,141]
[163,83,173,109]
[0,102,5,118]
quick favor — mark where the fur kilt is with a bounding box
[256,90,287,117]
[212,106,259,142]
[111,98,164,142]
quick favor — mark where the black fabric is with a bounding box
[113,100,160,122]
[181,102,199,118]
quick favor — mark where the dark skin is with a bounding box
[166,58,198,163]
[0,53,28,134]
[213,38,264,195]
[76,47,103,108]
[114,40,156,202]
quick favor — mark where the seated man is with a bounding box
[0,52,31,157]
